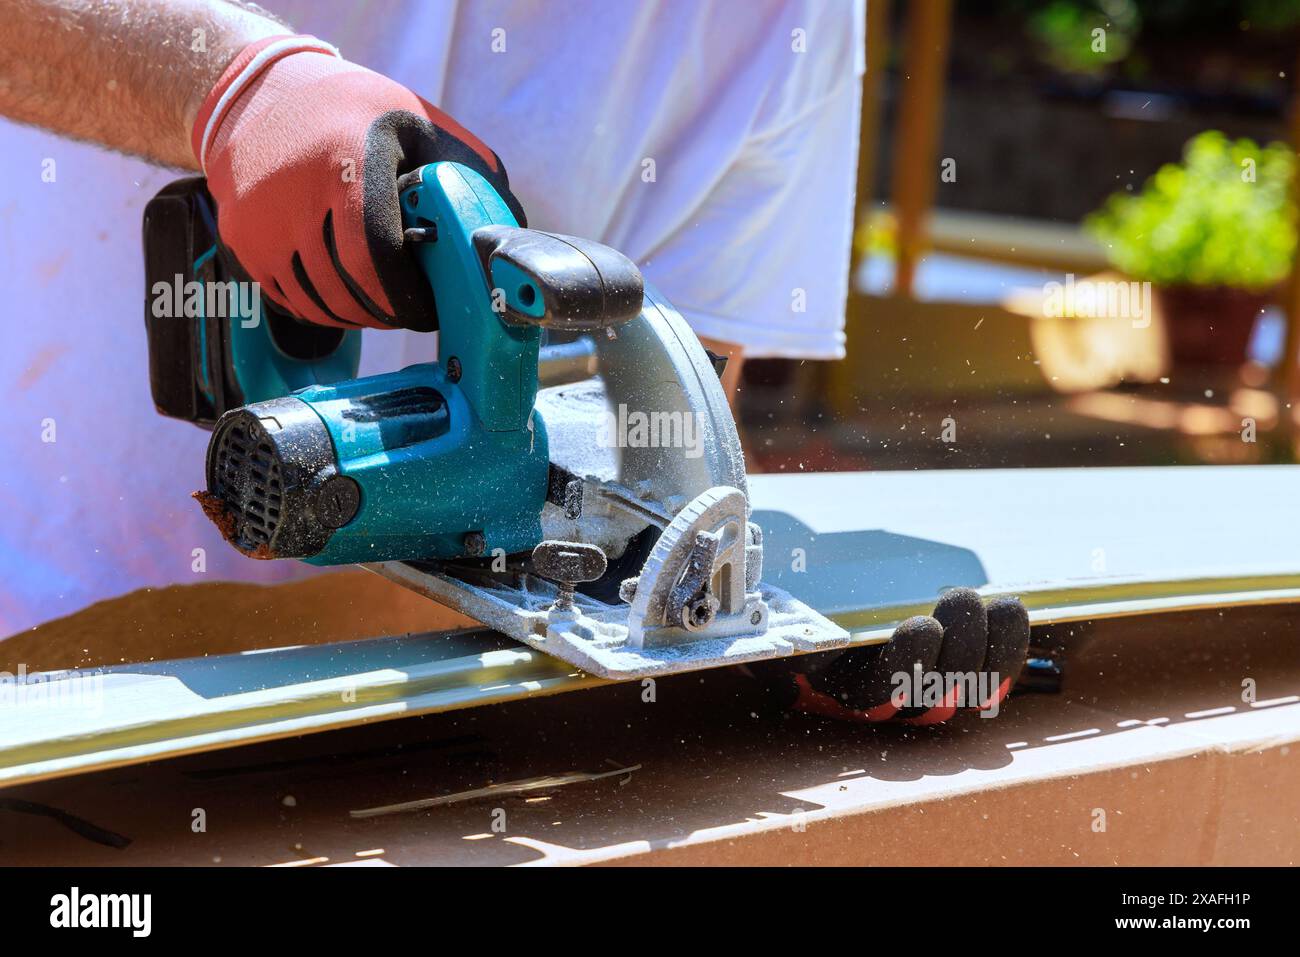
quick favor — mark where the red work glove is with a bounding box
[780,589,1031,726]
[192,35,525,331]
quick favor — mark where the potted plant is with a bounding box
[1085,130,1296,365]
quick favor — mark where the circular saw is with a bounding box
[143,161,847,680]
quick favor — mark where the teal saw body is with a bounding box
[183,162,650,566]
[202,162,552,564]
[269,358,549,565]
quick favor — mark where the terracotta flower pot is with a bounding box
[1154,285,1271,366]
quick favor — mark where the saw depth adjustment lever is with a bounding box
[531,540,608,613]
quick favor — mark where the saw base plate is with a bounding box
[367,560,848,679]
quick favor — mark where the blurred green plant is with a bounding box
[1029,0,1140,74]
[1085,130,1297,290]
[1004,0,1300,35]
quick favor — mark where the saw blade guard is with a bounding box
[596,281,749,505]
[535,286,766,645]
[535,282,751,562]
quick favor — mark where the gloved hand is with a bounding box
[192,35,525,331]
[780,589,1031,725]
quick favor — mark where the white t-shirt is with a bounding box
[0,0,864,635]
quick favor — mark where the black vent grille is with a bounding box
[212,416,285,549]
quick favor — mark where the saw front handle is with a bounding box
[471,225,644,334]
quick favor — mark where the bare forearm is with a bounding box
[0,0,286,168]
